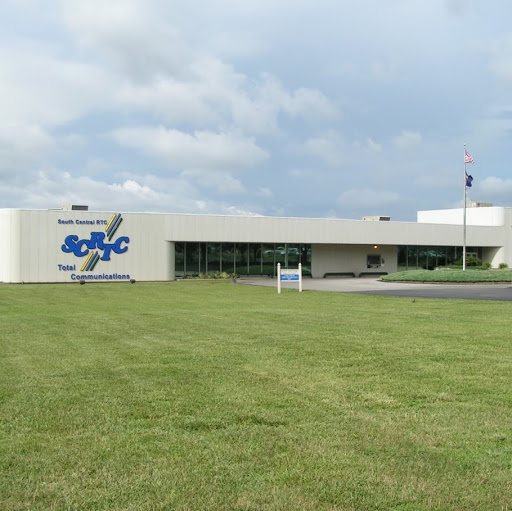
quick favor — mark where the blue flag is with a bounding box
[465,172,473,187]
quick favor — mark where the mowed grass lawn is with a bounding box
[1,282,512,510]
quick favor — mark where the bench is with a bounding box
[358,271,388,278]
[323,272,356,278]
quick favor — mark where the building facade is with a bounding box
[0,206,509,284]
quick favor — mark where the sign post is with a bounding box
[277,263,302,293]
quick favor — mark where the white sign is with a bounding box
[277,263,302,293]
[280,269,300,281]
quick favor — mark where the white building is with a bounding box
[0,205,509,284]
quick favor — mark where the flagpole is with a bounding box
[463,144,467,271]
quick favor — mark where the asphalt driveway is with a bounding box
[237,276,512,301]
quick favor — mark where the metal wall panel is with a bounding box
[0,207,510,283]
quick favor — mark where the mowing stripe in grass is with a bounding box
[1,281,511,510]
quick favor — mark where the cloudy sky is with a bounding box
[2,0,512,220]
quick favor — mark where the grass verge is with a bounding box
[1,281,512,510]
[382,269,512,283]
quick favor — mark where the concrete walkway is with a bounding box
[237,276,512,301]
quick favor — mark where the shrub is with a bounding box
[499,262,508,269]
[452,257,483,267]
[438,264,486,271]
[185,272,235,280]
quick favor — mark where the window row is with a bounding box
[175,243,483,277]
[397,246,482,271]
[175,242,312,277]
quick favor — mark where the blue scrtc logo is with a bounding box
[61,213,130,271]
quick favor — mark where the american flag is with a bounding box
[465,149,475,164]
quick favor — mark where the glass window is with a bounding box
[175,242,185,277]
[233,243,244,275]
[185,242,200,276]
[198,243,206,274]
[248,243,262,275]
[286,244,301,268]
[433,246,446,268]
[222,243,235,274]
[407,246,418,270]
[274,244,286,266]
[207,243,221,273]
[447,246,462,266]
[466,247,482,262]
[236,244,248,275]
[262,244,276,276]
[397,246,408,271]
[417,247,429,269]
[300,244,311,276]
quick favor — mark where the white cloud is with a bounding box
[304,131,343,167]
[58,0,189,79]
[181,170,246,195]
[0,123,54,182]
[288,169,312,178]
[116,78,220,127]
[282,86,339,121]
[58,0,340,133]
[414,170,456,190]
[4,168,260,215]
[237,74,338,131]
[61,133,87,147]
[0,47,114,126]
[111,126,269,172]
[337,188,400,209]
[479,176,512,200]
[116,66,338,135]
[255,187,273,198]
[111,179,157,198]
[352,138,382,152]
[488,32,512,84]
[371,59,399,81]
[392,131,423,149]
[2,0,512,222]
[201,29,268,60]
[0,123,54,153]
